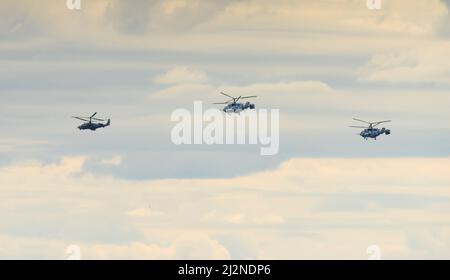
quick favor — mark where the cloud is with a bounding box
[359,42,450,84]
[1,0,450,260]
[127,207,164,218]
[1,0,447,56]
[0,0,113,39]
[219,0,447,35]
[85,233,230,260]
[154,66,208,85]
[0,233,230,260]
[205,211,285,225]
[1,156,450,259]
[104,0,154,34]
[100,155,123,166]
[105,0,232,33]
[0,139,49,152]
[150,78,332,106]
[0,156,86,185]
[252,215,285,225]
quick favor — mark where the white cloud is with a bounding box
[0,139,49,152]
[85,233,230,260]
[0,233,230,260]
[252,215,285,225]
[225,81,331,96]
[150,79,332,106]
[216,0,448,36]
[360,42,450,84]
[205,211,285,225]
[153,66,208,85]
[1,156,450,259]
[2,0,447,56]
[1,0,450,260]
[127,207,164,218]
[100,155,123,166]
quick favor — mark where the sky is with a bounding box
[0,0,449,259]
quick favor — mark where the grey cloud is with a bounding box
[0,1,43,38]
[104,0,155,34]
[104,0,234,34]
[437,0,450,38]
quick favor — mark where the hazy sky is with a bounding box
[0,0,450,259]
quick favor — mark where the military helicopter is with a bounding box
[213,92,257,113]
[350,118,391,140]
[72,112,110,131]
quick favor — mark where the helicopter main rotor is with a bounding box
[213,92,257,105]
[351,118,391,129]
[72,112,106,123]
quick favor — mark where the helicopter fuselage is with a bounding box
[78,120,110,131]
[360,127,390,139]
[223,102,255,113]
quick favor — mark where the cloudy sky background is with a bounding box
[0,0,449,259]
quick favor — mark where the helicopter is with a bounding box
[72,112,110,131]
[213,92,257,113]
[350,118,391,140]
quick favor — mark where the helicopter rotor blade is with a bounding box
[92,118,106,122]
[72,117,89,122]
[220,92,234,99]
[240,96,257,99]
[349,126,367,129]
[352,118,371,124]
[372,120,391,127]
[213,102,229,104]
[90,112,98,119]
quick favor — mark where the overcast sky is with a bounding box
[0,0,450,259]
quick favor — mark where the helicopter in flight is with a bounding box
[350,118,391,140]
[72,112,110,131]
[213,92,257,114]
